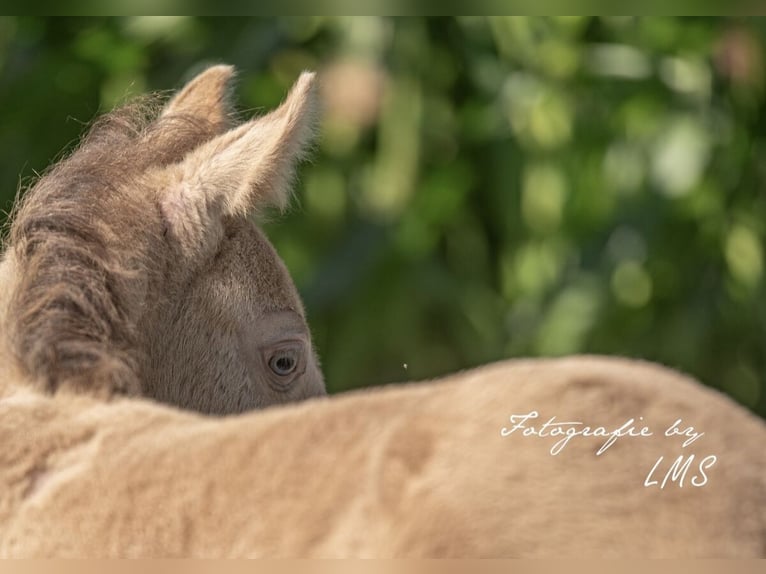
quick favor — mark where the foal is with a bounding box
[0,66,325,414]
[0,65,763,558]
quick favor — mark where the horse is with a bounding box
[0,65,763,557]
[0,65,325,415]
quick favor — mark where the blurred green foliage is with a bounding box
[0,17,764,417]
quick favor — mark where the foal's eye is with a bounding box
[269,350,298,376]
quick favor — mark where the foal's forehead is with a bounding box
[211,219,305,314]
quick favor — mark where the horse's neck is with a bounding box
[0,250,27,399]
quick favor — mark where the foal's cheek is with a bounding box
[233,338,264,395]
[301,358,327,399]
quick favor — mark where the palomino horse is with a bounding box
[0,66,763,557]
[1,66,325,415]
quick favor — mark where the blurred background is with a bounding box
[0,17,764,417]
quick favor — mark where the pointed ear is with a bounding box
[161,64,236,129]
[142,65,238,167]
[172,71,317,216]
[157,71,318,255]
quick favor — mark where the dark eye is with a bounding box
[269,350,298,376]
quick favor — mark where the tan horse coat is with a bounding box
[0,66,763,557]
[1,356,764,557]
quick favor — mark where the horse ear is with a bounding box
[161,72,317,228]
[161,64,236,128]
[157,71,318,255]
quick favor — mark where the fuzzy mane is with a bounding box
[5,96,227,397]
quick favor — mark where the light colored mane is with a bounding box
[7,99,220,396]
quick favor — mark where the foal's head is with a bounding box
[4,65,326,414]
